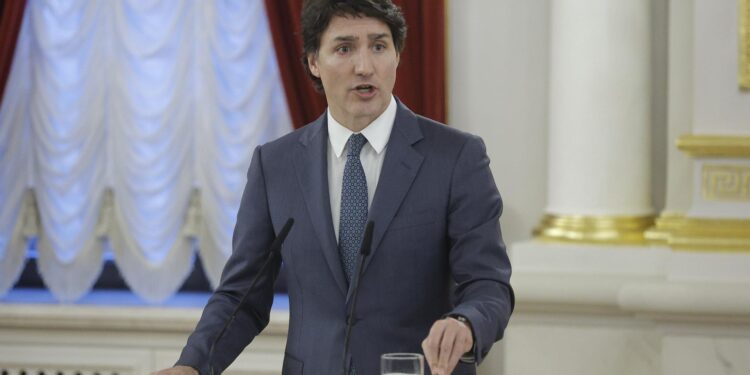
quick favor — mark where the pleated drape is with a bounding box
[0,0,292,303]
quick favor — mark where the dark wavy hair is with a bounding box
[301,0,407,92]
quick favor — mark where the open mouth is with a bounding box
[355,84,375,93]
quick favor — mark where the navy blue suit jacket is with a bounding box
[177,101,514,374]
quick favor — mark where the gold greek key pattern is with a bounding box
[741,0,750,90]
[702,165,750,200]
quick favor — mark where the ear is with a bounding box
[307,53,321,78]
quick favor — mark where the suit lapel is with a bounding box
[346,103,424,302]
[293,115,348,297]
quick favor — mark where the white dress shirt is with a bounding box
[328,95,397,242]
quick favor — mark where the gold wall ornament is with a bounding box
[702,164,750,201]
[533,214,655,245]
[646,213,750,252]
[741,0,750,90]
[677,134,750,157]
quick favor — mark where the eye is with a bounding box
[373,43,387,52]
[336,45,351,54]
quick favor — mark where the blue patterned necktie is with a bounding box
[339,133,369,283]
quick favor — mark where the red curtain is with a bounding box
[392,0,445,124]
[0,0,27,107]
[264,0,328,129]
[264,0,446,128]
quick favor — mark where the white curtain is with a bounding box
[0,4,32,297]
[0,0,292,303]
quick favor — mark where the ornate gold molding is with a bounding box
[646,213,750,252]
[533,214,655,245]
[702,164,750,200]
[644,212,685,244]
[677,135,750,157]
[741,0,750,90]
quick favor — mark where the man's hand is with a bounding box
[421,317,474,375]
[150,365,198,375]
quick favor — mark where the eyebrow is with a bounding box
[332,33,391,43]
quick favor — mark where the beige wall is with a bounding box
[447,0,669,373]
[448,0,669,243]
[693,0,750,133]
[447,0,550,249]
[447,2,550,372]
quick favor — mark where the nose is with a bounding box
[353,50,374,76]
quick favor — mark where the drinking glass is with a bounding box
[381,353,424,375]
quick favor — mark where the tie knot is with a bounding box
[347,133,368,157]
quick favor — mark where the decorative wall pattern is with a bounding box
[702,165,750,200]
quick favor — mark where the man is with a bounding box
[154,1,513,374]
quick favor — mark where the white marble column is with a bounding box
[662,0,694,216]
[504,3,750,375]
[536,0,654,243]
[644,0,695,244]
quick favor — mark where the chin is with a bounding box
[358,100,385,113]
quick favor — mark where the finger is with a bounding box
[423,321,446,373]
[462,327,474,352]
[446,327,470,374]
[423,334,440,373]
[453,320,471,354]
[437,324,457,374]
[422,337,436,372]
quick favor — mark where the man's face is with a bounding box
[308,15,400,130]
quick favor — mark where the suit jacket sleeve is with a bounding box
[176,146,281,374]
[445,135,515,364]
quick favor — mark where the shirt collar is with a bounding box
[327,95,397,158]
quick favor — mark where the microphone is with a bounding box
[342,221,375,375]
[208,218,294,375]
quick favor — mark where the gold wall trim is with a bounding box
[702,164,750,200]
[741,0,750,90]
[533,214,655,245]
[644,212,685,244]
[646,213,750,252]
[677,135,750,157]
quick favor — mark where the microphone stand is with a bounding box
[342,221,374,375]
[207,218,294,375]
